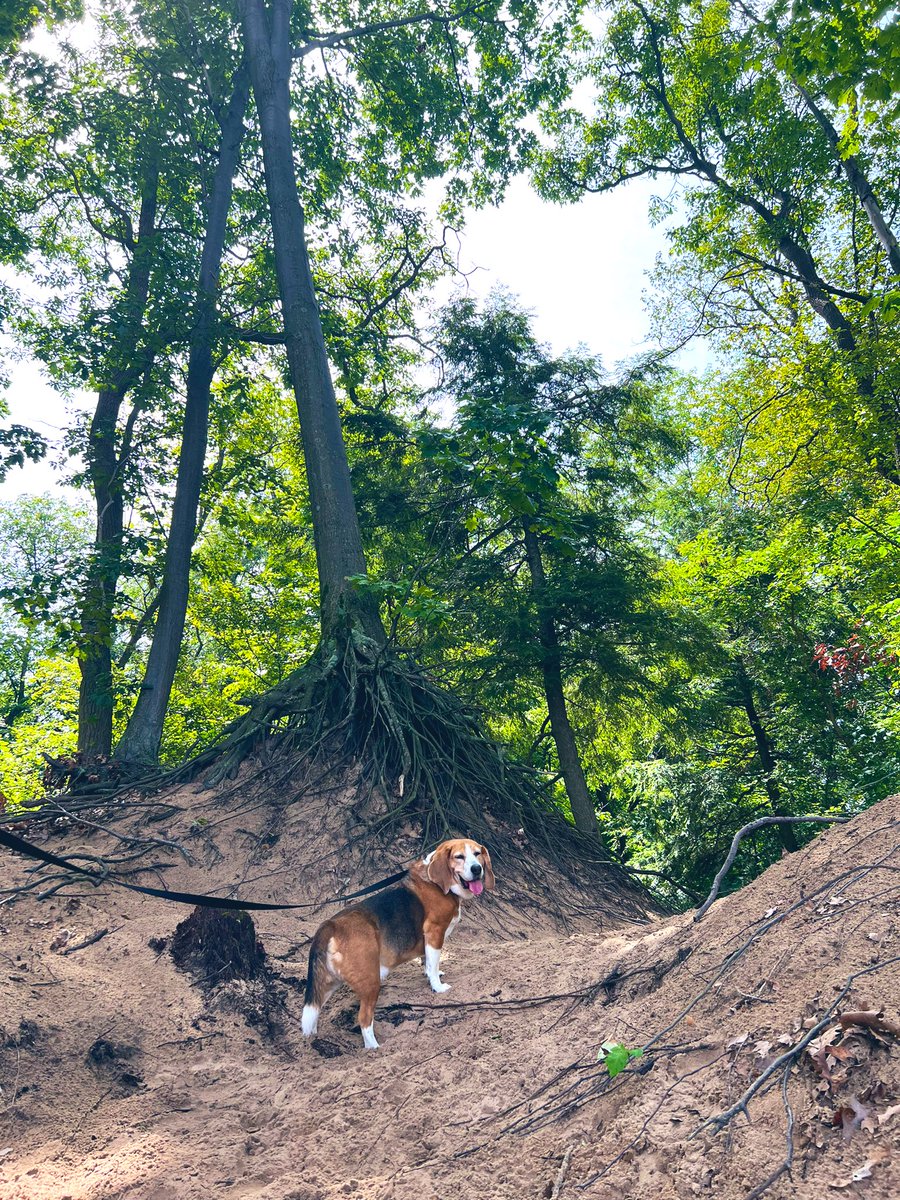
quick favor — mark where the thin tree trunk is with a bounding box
[239,0,384,644]
[77,156,159,758]
[732,658,798,852]
[733,1,900,275]
[116,65,251,765]
[792,83,900,276]
[522,524,600,838]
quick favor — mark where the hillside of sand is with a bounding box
[1,777,897,1199]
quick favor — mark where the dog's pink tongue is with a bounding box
[469,879,484,896]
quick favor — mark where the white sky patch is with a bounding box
[0,348,88,502]
[451,175,668,362]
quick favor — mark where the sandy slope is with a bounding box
[0,782,897,1199]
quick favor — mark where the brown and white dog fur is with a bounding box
[301,839,495,1049]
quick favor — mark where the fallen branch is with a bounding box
[745,1063,795,1200]
[156,1031,225,1049]
[694,815,849,921]
[60,926,116,955]
[377,987,587,1017]
[550,1143,575,1199]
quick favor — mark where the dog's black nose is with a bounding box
[471,863,482,878]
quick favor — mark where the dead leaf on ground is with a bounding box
[839,1009,900,1038]
[808,1025,843,1085]
[828,1147,891,1188]
[799,1120,827,1150]
[832,1095,871,1142]
[879,1102,900,1126]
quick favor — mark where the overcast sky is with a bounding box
[1,172,691,501]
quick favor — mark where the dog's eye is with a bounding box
[454,854,464,860]
[474,849,482,856]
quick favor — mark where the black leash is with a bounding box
[0,826,407,912]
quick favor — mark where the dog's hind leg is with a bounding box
[356,983,381,1050]
[342,935,382,1049]
[302,929,340,1038]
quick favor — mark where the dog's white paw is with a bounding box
[431,980,451,993]
[361,1025,380,1050]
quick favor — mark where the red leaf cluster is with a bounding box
[812,628,897,697]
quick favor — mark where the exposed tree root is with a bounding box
[5,626,654,920]
[694,814,850,920]
[187,630,537,822]
[160,626,647,902]
[744,1064,794,1200]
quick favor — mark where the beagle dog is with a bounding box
[301,838,495,1049]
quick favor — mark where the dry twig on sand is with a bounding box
[59,926,118,955]
[744,1064,795,1200]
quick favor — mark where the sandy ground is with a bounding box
[0,781,897,1199]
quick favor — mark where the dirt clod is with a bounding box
[2,1020,40,1050]
[85,1038,143,1091]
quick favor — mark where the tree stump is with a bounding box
[170,906,266,987]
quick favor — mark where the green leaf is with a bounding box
[598,1042,644,1078]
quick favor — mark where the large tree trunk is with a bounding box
[77,157,159,758]
[78,385,124,759]
[116,66,251,766]
[732,658,798,852]
[239,0,383,643]
[522,525,600,838]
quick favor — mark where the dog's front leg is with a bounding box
[424,942,450,993]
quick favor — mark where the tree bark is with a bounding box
[238,0,383,643]
[522,524,600,838]
[792,83,900,276]
[115,65,251,765]
[77,155,159,759]
[732,658,798,852]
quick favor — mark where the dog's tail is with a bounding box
[301,927,332,1038]
[303,937,321,1008]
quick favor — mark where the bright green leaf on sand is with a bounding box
[598,1042,644,1079]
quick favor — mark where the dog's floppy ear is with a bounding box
[427,842,455,894]
[481,844,496,891]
